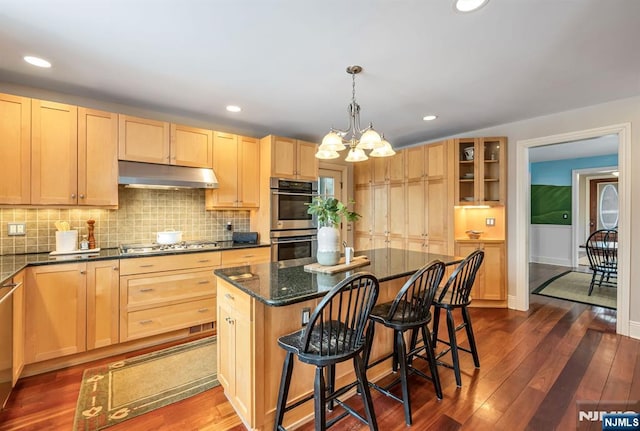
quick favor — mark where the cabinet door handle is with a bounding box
[79,194,85,199]
[197,259,211,263]
[197,308,209,313]
[140,288,154,292]
[225,293,234,300]
[71,193,76,199]
[80,270,86,274]
[243,254,254,258]
[197,280,210,284]
[139,320,153,325]
[139,264,154,268]
[113,266,119,271]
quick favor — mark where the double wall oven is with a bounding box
[270,178,318,261]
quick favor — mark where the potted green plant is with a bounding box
[306,196,360,265]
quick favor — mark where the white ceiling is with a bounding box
[1,0,640,149]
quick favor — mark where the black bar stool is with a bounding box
[432,249,484,387]
[273,272,380,431]
[362,260,446,425]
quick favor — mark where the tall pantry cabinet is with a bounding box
[354,137,507,307]
[353,140,453,256]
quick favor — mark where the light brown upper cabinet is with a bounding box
[31,101,118,206]
[170,123,213,168]
[0,93,31,204]
[206,133,260,209]
[118,115,212,168]
[454,137,506,205]
[118,115,213,168]
[78,108,119,206]
[264,135,318,180]
[31,100,78,205]
[118,115,171,165]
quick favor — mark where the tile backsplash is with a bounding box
[0,186,250,255]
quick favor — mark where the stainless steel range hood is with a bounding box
[118,161,219,189]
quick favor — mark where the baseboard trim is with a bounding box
[508,294,518,310]
[629,320,640,340]
[529,256,572,267]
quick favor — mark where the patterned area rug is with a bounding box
[73,336,219,431]
[532,271,616,310]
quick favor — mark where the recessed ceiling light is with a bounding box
[24,56,52,68]
[226,105,241,113]
[454,0,489,12]
[423,115,438,121]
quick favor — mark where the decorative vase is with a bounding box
[316,225,340,266]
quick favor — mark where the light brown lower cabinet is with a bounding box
[215,276,406,430]
[217,280,253,423]
[25,260,120,364]
[12,271,25,385]
[119,252,222,342]
[18,248,268,368]
[454,240,506,305]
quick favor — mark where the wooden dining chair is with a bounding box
[585,228,618,295]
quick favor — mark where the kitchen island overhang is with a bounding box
[213,248,463,430]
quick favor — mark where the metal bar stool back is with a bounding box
[274,272,380,431]
[363,260,446,425]
[432,249,484,387]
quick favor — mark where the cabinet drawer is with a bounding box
[218,279,251,315]
[122,269,215,310]
[124,297,216,340]
[221,247,269,267]
[120,251,222,275]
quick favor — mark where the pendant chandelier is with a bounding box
[315,65,395,162]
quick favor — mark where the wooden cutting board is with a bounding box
[304,255,370,274]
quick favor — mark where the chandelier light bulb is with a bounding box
[344,148,368,162]
[370,136,396,157]
[356,128,382,150]
[315,148,340,159]
[320,132,346,151]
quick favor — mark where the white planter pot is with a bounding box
[316,226,340,266]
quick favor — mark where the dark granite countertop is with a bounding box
[214,248,463,307]
[0,242,270,286]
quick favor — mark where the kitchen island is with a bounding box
[213,248,462,431]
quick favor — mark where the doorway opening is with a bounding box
[515,123,630,336]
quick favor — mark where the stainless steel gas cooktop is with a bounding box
[119,240,221,255]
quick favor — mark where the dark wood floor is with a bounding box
[1,263,637,431]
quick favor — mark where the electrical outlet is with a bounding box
[8,222,26,236]
[485,218,495,227]
[301,307,311,326]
